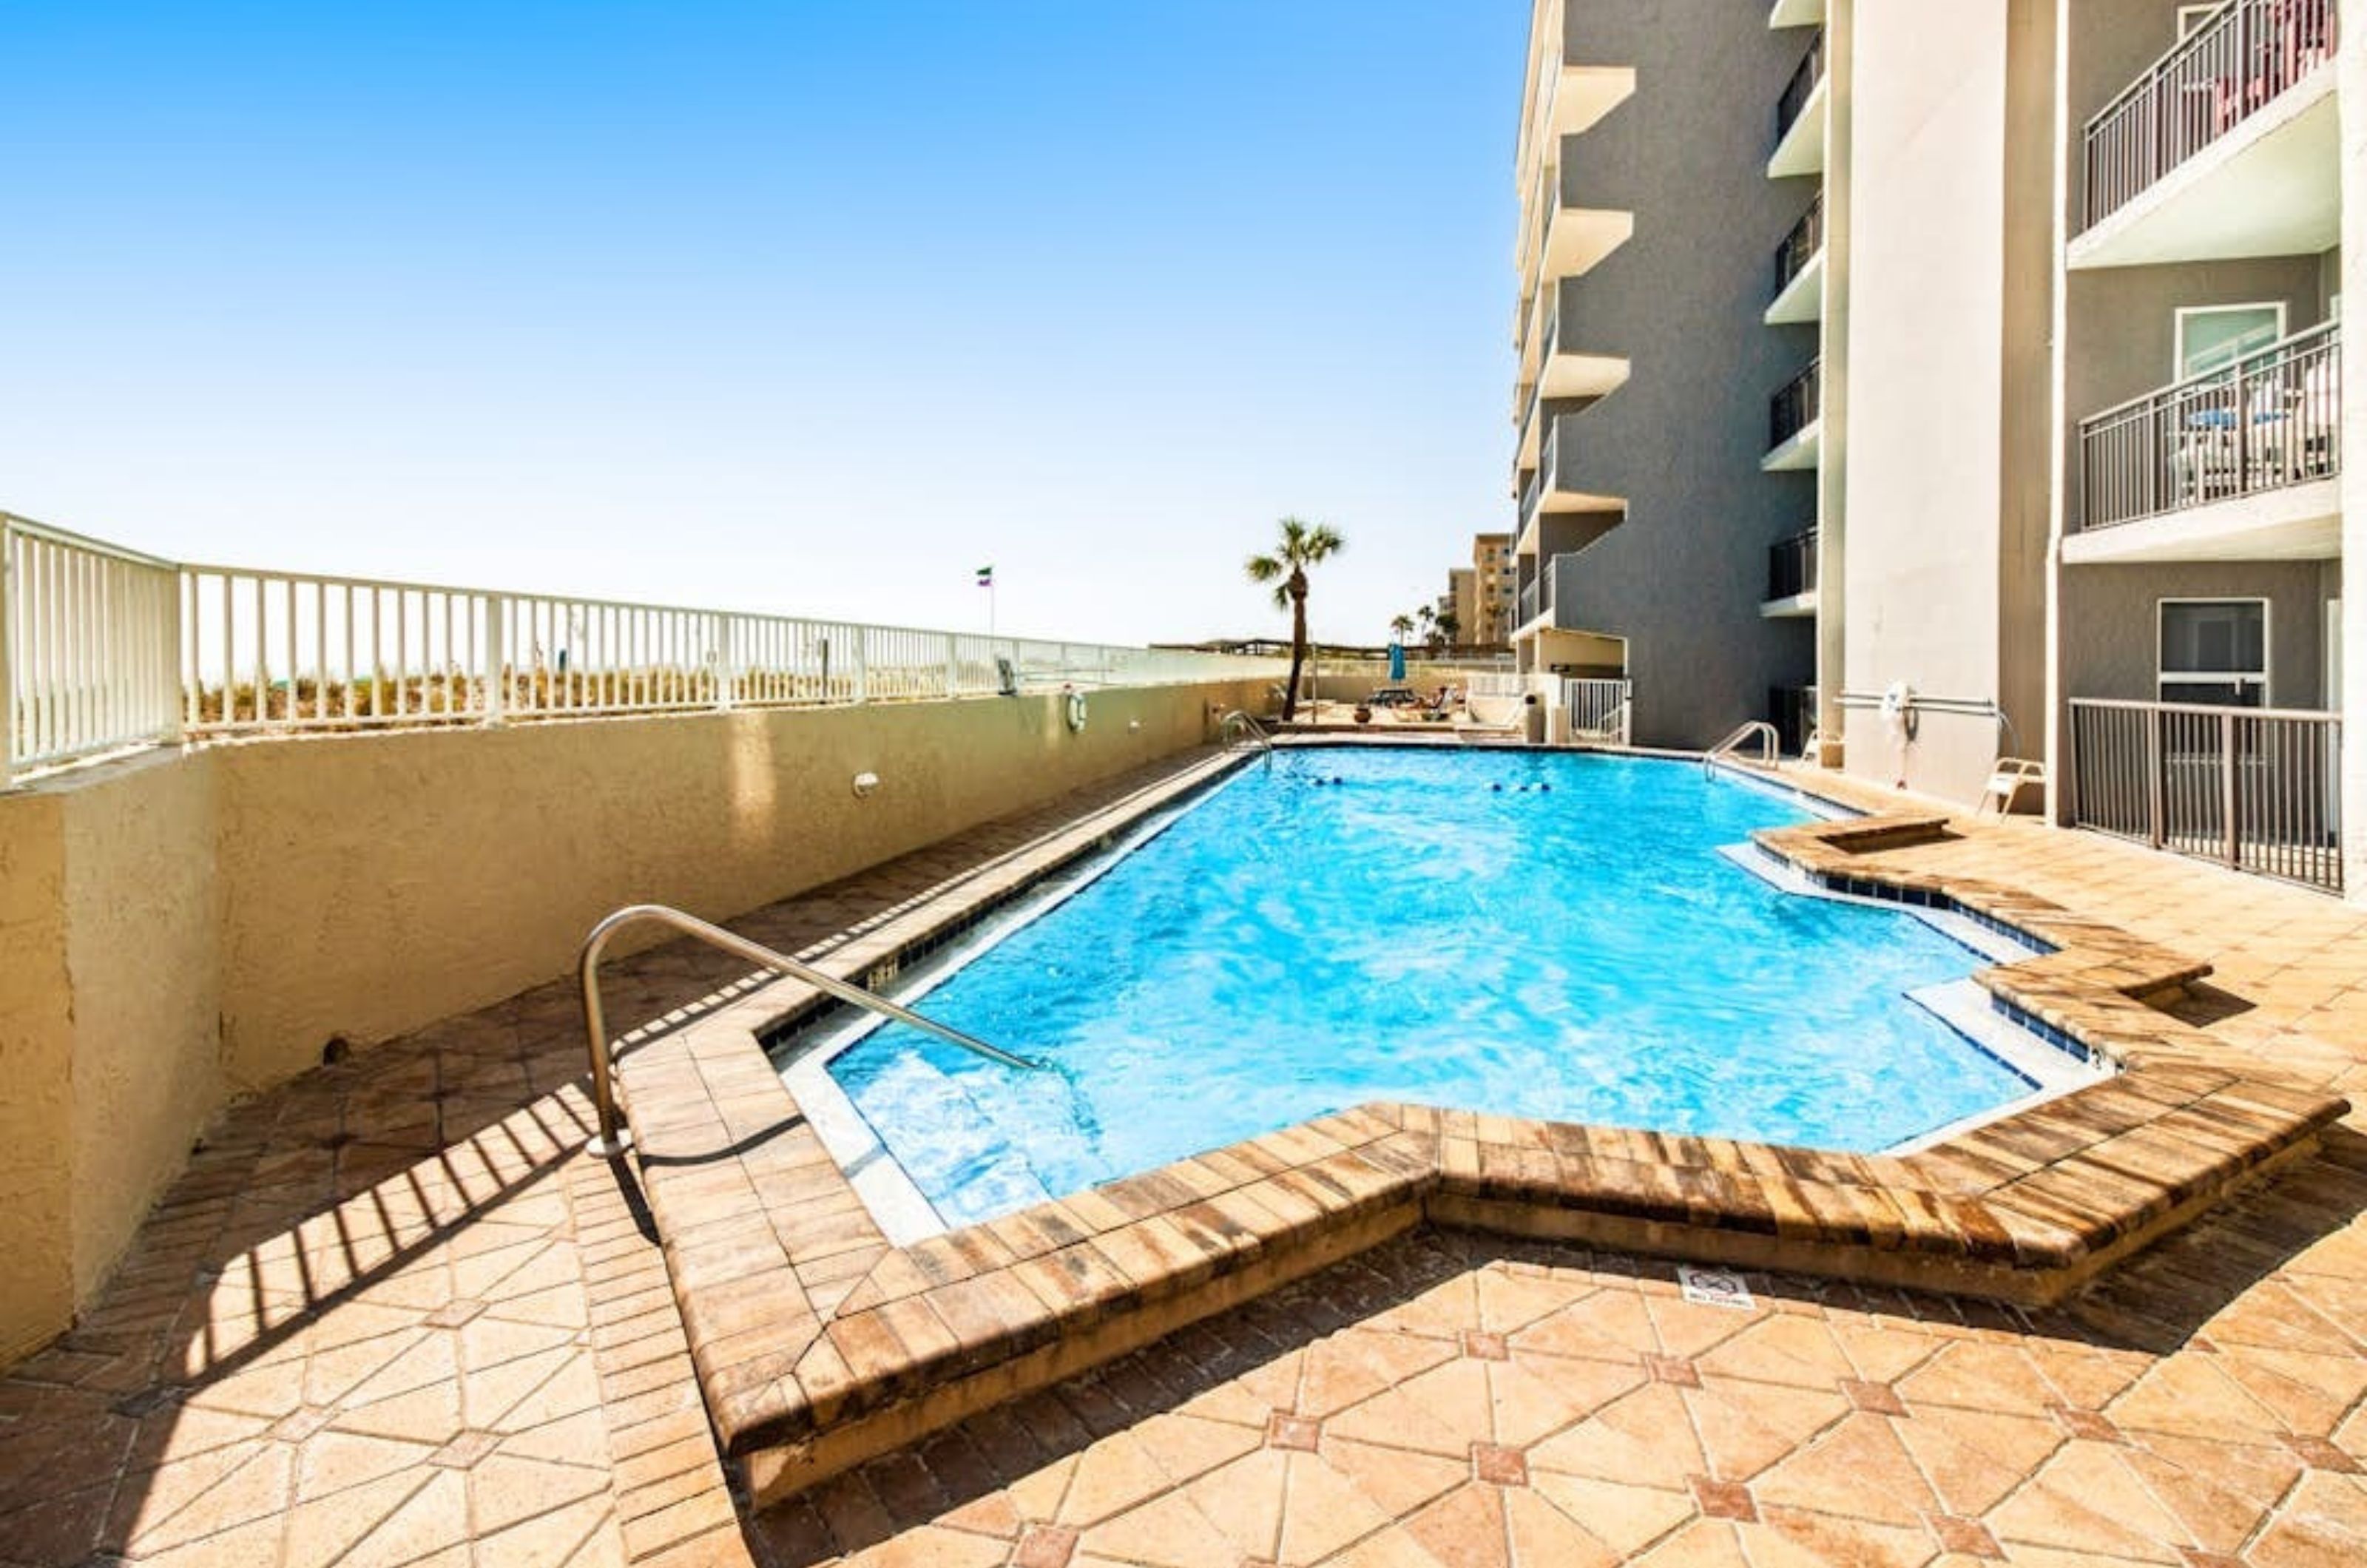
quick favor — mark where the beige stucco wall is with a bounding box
[0,789,77,1366]
[1840,0,2056,800]
[0,677,1263,1365]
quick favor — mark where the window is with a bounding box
[2175,303,2286,379]
[2158,599,2268,706]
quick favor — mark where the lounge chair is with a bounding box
[1977,757,2046,817]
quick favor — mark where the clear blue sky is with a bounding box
[1,2,1523,647]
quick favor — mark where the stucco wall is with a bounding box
[2061,561,2333,707]
[0,677,1263,1365]
[0,790,76,1366]
[1840,0,2056,800]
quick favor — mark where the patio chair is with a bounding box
[1976,757,2046,817]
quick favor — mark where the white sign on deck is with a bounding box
[1678,1264,1756,1310]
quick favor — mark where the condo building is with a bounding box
[1513,0,2363,901]
[1472,531,1518,646]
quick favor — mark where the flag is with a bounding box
[976,565,994,587]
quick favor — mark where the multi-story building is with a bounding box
[1513,0,2363,902]
[1507,0,1820,748]
[1447,567,1479,645]
[1470,532,1516,645]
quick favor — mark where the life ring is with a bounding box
[1065,691,1089,732]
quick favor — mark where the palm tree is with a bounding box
[1432,608,1461,655]
[1244,516,1344,721]
[1389,612,1416,643]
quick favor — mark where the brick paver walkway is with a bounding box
[2,754,2364,1567]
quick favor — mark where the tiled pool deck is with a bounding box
[5,746,2367,1566]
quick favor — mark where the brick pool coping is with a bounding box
[602,746,2348,1507]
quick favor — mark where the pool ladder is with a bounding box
[576,902,1037,1157]
[1216,709,1275,755]
[1702,720,1780,776]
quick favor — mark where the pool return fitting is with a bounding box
[577,902,1039,1157]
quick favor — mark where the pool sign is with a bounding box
[1678,1265,1755,1310]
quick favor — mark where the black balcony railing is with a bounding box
[1769,359,1822,451]
[1769,685,1818,758]
[2078,320,2340,530]
[1772,191,1824,303]
[1766,528,1819,601]
[1775,30,1826,151]
[2070,697,2343,893]
[1518,578,1541,629]
[2082,0,2335,229]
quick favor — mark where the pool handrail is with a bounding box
[576,902,1037,1156]
[1216,709,1274,753]
[1703,720,1780,774]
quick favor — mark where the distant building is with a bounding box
[1447,568,1478,643]
[1470,533,1515,645]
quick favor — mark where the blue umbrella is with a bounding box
[1388,641,1406,681]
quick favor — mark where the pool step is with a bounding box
[869,1049,1058,1226]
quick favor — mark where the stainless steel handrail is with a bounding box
[1216,709,1274,753]
[576,902,1036,1156]
[1703,720,1780,774]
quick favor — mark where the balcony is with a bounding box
[1761,529,1818,617]
[1514,304,1631,469]
[2069,320,2340,564]
[1519,416,1624,550]
[1516,61,1637,196]
[1766,191,1824,325]
[2073,0,2337,268]
[1769,30,1827,178]
[1763,359,1823,470]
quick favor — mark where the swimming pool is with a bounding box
[789,749,2077,1232]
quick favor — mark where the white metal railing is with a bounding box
[1704,720,1780,775]
[2082,0,2336,230]
[1468,672,1530,699]
[2069,697,2342,893]
[2,516,183,785]
[1563,677,1630,746]
[1,511,1286,785]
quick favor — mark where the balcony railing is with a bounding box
[1769,359,1823,450]
[1772,191,1824,303]
[1775,30,1826,151]
[2070,697,2342,893]
[2078,320,2340,530]
[1766,529,1819,601]
[1518,578,1541,629]
[0,513,1286,787]
[2081,0,2336,229]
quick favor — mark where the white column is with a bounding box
[2341,0,2367,899]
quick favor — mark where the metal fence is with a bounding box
[2078,320,2340,531]
[1769,359,1823,451]
[1563,677,1631,746]
[1772,190,1823,303]
[1,512,1286,785]
[2082,0,2335,230]
[1766,528,1819,601]
[1775,30,1826,151]
[2069,697,2343,893]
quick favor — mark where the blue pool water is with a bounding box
[820,749,2033,1229]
